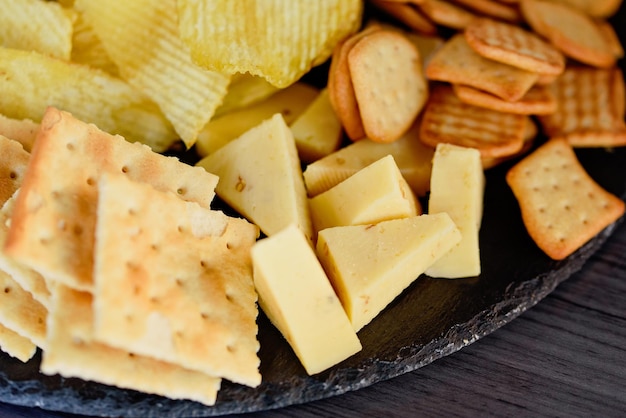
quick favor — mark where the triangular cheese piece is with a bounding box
[197,113,313,244]
[316,214,461,331]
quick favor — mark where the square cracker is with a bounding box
[0,135,30,205]
[426,33,539,102]
[419,84,527,158]
[506,138,625,260]
[41,283,221,406]
[4,107,219,291]
[538,66,626,147]
[93,174,261,387]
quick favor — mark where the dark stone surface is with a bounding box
[1,5,625,418]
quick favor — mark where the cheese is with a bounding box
[290,88,343,164]
[251,225,361,375]
[195,83,318,156]
[425,143,485,278]
[196,113,313,245]
[316,214,461,331]
[302,120,434,197]
[309,155,421,233]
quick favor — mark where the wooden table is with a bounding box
[1,216,624,418]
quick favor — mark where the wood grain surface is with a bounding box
[1,215,624,418]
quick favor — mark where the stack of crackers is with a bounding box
[362,0,626,260]
[0,107,262,406]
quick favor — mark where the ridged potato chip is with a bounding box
[70,10,119,76]
[0,0,74,60]
[76,0,230,148]
[0,47,177,151]
[177,0,363,88]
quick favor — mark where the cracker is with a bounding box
[370,0,438,35]
[0,323,37,363]
[482,118,536,169]
[417,0,478,30]
[506,138,625,260]
[596,19,624,60]
[0,269,47,349]
[348,29,428,143]
[538,66,626,147]
[464,17,565,75]
[0,193,51,309]
[450,0,523,22]
[41,284,222,406]
[542,0,622,18]
[93,174,261,387]
[0,136,30,205]
[425,33,539,102]
[453,83,557,115]
[0,115,39,152]
[4,108,219,292]
[328,24,382,141]
[520,0,616,68]
[419,84,527,157]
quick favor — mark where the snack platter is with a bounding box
[0,2,625,418]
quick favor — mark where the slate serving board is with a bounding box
[1,4,625,418]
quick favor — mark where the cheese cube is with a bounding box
[425,143,485,278]
[303,121,434,197]
[252,225,361,375]
[290,88,343,164]
[197,113,313,245]
[309,155,420,233]
[316,214,461,331]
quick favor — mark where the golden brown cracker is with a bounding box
[4,108,219,292]
[450,0,523,22]
[425,33,539,101]
[328,24,383,141]
[464,17,565,75]
[0,323,37,363]
[370,0,439,35]
[417,0,478,30]
[419,84,527,157]
[453,83,557,114]
[0,115,39,153]
[41,284,222,406]
[93,174,261,387]
[0,136,30,205]
[520,0,616,68]
[538,66,626,147]
[506,138,625,260]
[348,29,428,143]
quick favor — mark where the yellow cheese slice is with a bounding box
[196,113,313,245]
[309,155,420,233]
[425,143,485,278]
[316,214,461,331]
[252,225,361,375]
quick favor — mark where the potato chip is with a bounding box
[213,74,281,119]
[0,47,177,152]
[0,0,74,60]
[70,10,119,76]
[76,0,230,147]
[177,0,363,88]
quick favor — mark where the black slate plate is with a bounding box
[2,4,626,418]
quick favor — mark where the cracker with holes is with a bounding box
[426,34,539,102]
[419,84,527,158]
[4,107,219,292]
[348,28,428,143]
[464,17,565,76]
[93,174,261,387]
[506,138,625,260]
[41,283,222,406]
[538,66,626,147]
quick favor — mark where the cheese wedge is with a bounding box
[197,113,313,245]
[290,88,343,163]
[309,155,420,233]
[425,143,485,278]
[303,121,434,197]
[316,214,461,331]
[252,225,361,375]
